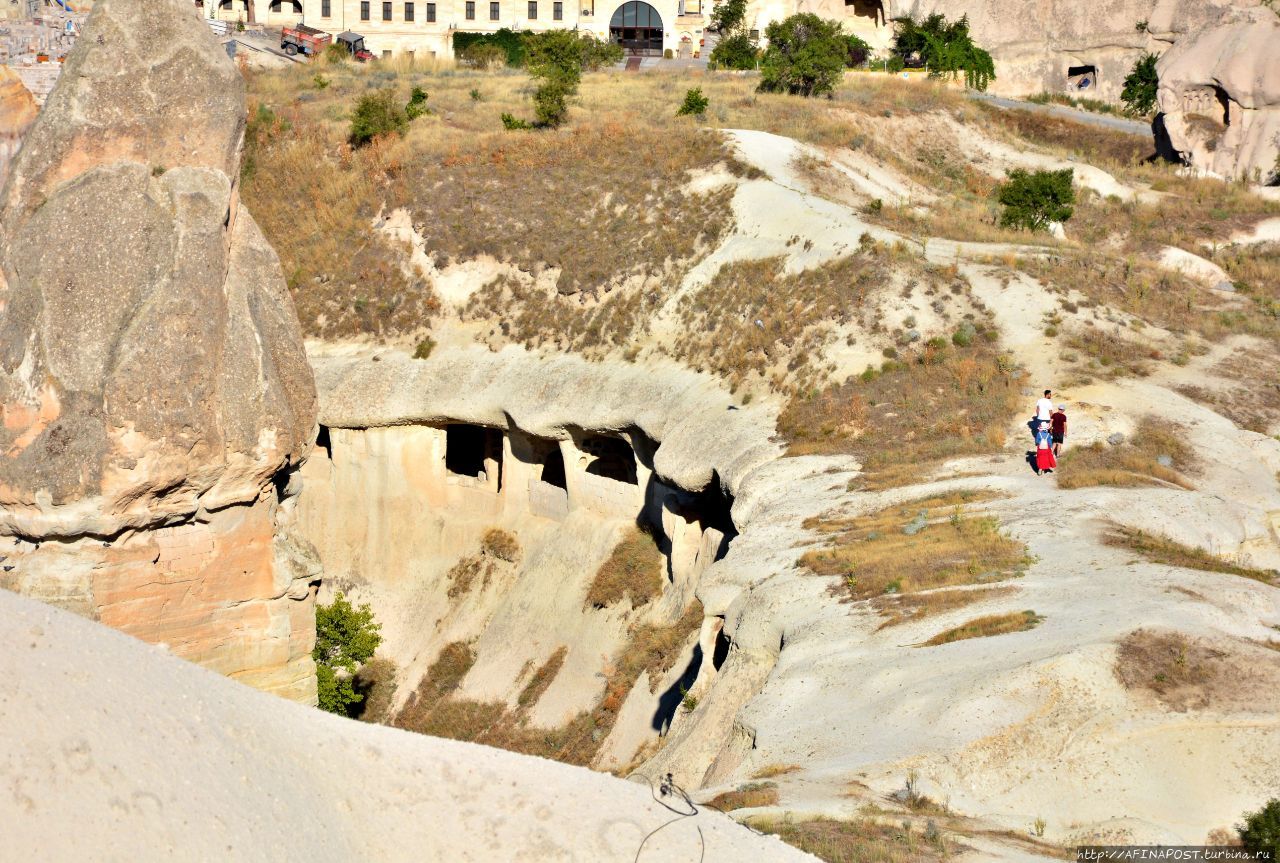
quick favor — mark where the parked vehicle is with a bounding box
[336,30,375,62]
[280,23,331,57]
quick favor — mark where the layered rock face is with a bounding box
[0,68,37,190]
[1156,8,1280,182]
[0,0,320,700]
[888,0,1255,99]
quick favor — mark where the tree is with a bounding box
[504,30,619,128]
[845,33,871,68]
[313,592,383,715]
[1239,799,1280,860]
[997,168,1076,232]
[758,14,848,98]
[709,0,747,33]
[348,89,408,147]
[1121,52,1159,117]
[406,87,430,120]
[709,0,757,70]
[892,13,995,91]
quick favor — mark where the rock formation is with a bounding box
[1156,7,1280,183]
[0,0,320,700]
[0,67,37,189]
[826,0,1261,100]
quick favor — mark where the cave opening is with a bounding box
[445,424,503,489]
[581,434,638,485]
[316,424,332,460]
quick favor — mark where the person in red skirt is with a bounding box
[1035,421,1057,473]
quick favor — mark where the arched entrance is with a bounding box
[610,1,663,57]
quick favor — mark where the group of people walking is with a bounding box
[1032,389,1067,474]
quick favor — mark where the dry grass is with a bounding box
[1106,527,1277,585]
[752,764,801,779]
[1114,630,1223,712]
[780,331,1024,484]
[393,604,702,768]
[481,528,520,562]
[874,584,1019,630]
[749,816,954,863]
[800,490,1031,601]
[352,656,398,723]
[1056,417,1194,490]
[920,609,1042,646]
[706,782,779,811]
[1177,346,1280,435]
[974,102,1153,167]
[585,525,665,609]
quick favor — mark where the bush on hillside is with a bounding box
[1238,799,1280,859]
[502,30,614,129]
[459,42,508,68]
[997,168,1075,231]
[579,33,624,70]
[314,592,383,715]
[677,87,710,117]
[758,14,848,98]
[1121,52,1159,117]
[348,88,408,147]
[892,13,995,90]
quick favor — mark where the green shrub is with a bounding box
[324,42,348,63]
[348,88,408,147]
[459,42,508,69]
[663,48,673,59]
[845,33,871,67]
[578,34,624,70]
[313,592,383,715]
[453,28,531,66]
[1121,52,1159,117]
[892,13,995,90]
[710,32,759,70]
[758,14,848,98]
[500,112,531,130]
[677,87,710,117]
[313,73,330,89]
[470,87,483,101]
[886,53,905,74]
[406,86,430,120]
[997,168,1075,232]
[510,29,599,128]
[1238,799,1280,859]
[413,336,436,358]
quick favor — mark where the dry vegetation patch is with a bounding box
[749,815,955,863]
[1116,629,1280,714]
[393,604,702,768]
[1056,418,1194,490]
[351,656,398,723]
[800,491,1031,601]
[921,609,1042,646]
[874,584,1019,630]
[706,782,779,811]
[585,525,665,609]
[1107,527,1277,585]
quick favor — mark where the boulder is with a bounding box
[0,0,320,701]
[1155,7,1280,183]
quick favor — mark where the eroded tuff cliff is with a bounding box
[0,0,320,700]
[0,68,36,189]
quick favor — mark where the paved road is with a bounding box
[968,91,1153,137]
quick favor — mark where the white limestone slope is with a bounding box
[0,587,812,862]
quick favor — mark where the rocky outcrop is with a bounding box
[0,68,37,190]
[0,0,319,700]
[1156,7,1280,183]
[887,0,1256,100]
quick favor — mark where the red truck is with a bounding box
[280,23,331,57]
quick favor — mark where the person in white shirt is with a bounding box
[1036,389,1054,422]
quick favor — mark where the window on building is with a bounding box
[382,1,392,19]
[465,0,474,18]
[321,0,331,16]
[382,49,393,58]
[360,0,370,19]
[528,0,536,18]
[426,1,435,20]
[490,0,499,19]
[553,0,562,17]
[405,1,414,19]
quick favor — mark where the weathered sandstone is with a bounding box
[1156,7,1280,182]
[0,0,319,700]
[0,67,37,189]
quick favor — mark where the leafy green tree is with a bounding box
[503,31,619,128]
[997,168,1076,232]
[313,592,383,715]
[348,89,408,147]
[758,14,848,98]
[892,13,995,90]
[711,32,759,69]
[709,0,747,33]
[1239,799,1280,860]
[1121,52,1160,116]
[677,87,710,117]
[845,33,871,67]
